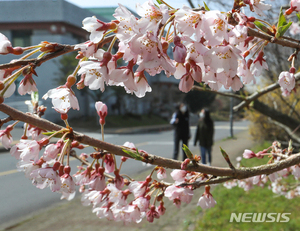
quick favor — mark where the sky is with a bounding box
[66,0,195,12]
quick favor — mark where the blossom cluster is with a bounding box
[0,0,298,114]
[76,1,268,96]
[224,141,300,199]
[6,112,216,223]
[0,0,300,225]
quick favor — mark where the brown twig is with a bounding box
[0,35,115,70]
[192,85,245,100]
[247,27,300,50]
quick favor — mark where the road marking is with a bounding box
[215,126,248,130]
[0,157,77,177]
[0,169,18,177]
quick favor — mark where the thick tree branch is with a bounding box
[1,103,300,182]
[269,119,300,143]
[251,100,300,131]
[234,72,300,111]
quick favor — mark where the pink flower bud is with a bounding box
[243,149,256,159]
[173,36,187,63]
[95,101,108,125]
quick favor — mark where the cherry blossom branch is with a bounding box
[1,103,300,181]
[0,45,75,70]
[191,85,245,100]
[0,35,115,70]
[247,27,300,50]
[234,72,300,111]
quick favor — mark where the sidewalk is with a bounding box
[1,129,254,231]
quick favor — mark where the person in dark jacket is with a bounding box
[170,103,190,161]
[194,108,214,165]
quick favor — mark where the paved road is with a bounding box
[0,120,249,228]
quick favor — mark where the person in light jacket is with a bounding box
[194,108,214,165]
[170,103,190,161]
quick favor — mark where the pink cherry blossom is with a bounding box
[82,17,117,43]
[289,22,300,36]
[164,185,194,205]
[0,33,12,54]
[146,205,159,223]
[73,167,92,186]
[0,125,13,149]
[60,167,76,200]
[197,186,217,209]
[132,71,152,98]
[109,60,138,92]
[74,41,98,58]
[170,169,187,183]
[93,202,114,220]
[197,193,217,209]
[113,4,140,42]
[157,167,167,180]
[89,168,106,191]
[16,139,41,163]
[250,52,268,76]
[0,69,16,98]
[278,71,295,93]
[291,165,300,179]
[174,5,203,38]
[43,87,79,114]
[16,159,40,178]
[123,141,136,150]
[290,0,300,11]
[31,166,61,192]
[124,205,144,223]
[136,0,169,32]
[78,61,108,92]
[43,140,63,162]
[249,0,272,16]
[205,45,240,79]
[18,74,38,95]
[132,196,150,212]
[268,172,279,182]
[104,154,115,173]
[201,10,229,46]
[128,181,147,197]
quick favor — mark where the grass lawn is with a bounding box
[183,141,300,231]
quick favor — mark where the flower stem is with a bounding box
[107,36,118,53]
[19,48,40,60]
[160,0,174,9]
[101,124,104,141]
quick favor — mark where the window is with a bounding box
[12,30,32,47]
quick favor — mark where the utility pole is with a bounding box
[229,94,234,138]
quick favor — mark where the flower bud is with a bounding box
[95,101,108,125]
[61,113,68,120]
[12,47,23,55]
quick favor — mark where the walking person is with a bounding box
[194,108,214,166]
[170,103,190,161]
